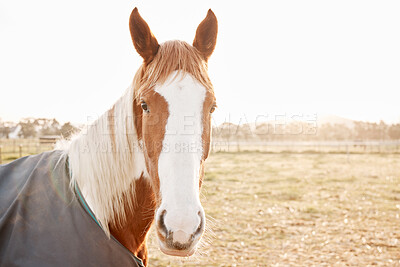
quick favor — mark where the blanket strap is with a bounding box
[73,181,144,267]
[74,181,102,228]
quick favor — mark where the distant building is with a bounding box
[8,125,22,139]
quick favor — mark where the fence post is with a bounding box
[19,144,22,158]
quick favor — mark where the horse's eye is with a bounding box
[210,104,217,114]
[141,101,149,113]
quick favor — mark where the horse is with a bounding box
[0,7,218,266]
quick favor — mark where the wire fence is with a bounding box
[1,139,400,164]
[210,140,400,154]
[0,139,55,164]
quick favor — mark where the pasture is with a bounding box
[148,151,400,266]
[1,143,399,265]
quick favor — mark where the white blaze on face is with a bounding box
[155,71,206,246]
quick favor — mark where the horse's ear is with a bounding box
[129,8,159,64]
[193,9,218,61]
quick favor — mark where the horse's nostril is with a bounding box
[194,211,204,236]
[158,210,168,236]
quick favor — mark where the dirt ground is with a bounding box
[147,152,400,266]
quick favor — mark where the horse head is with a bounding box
[129,8,218,257]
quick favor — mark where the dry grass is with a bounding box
[2,148,399,265]
[147,152,400,266]
[0,138,53,164]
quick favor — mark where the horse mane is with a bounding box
[59,84,145,236]
[133,40,214,98]
[58,40,214,236]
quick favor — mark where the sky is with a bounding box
[1,0,400,126]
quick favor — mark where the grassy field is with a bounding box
[2,148,399,266]
[147,152,400,266]
[0,138,53,164]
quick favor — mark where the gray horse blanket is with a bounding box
[0,150,143,267]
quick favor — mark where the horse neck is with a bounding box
[66,85,155,255]
[110,176,156,266]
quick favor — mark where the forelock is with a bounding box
[133,40,214,99]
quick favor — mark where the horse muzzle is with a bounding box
[155,208,205,257]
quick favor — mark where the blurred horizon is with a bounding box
[0,113,398,126]
[2,113,400,142]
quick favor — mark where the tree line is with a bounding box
[213,121,400,141]
[1,117,400,141]
[0,118,78,139]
